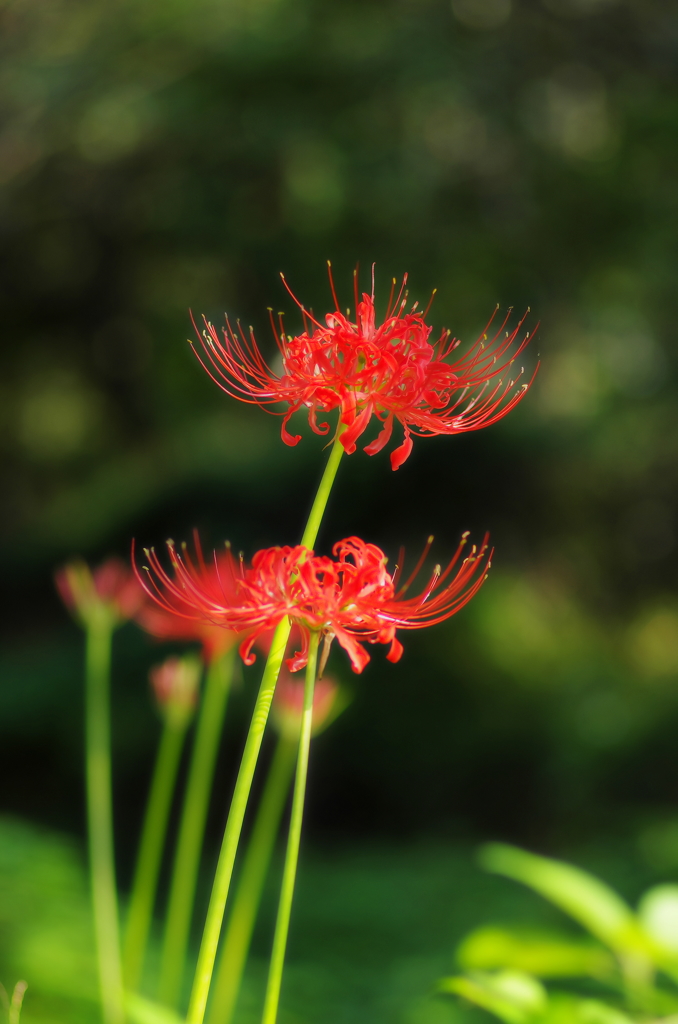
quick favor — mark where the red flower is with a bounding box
[137,532,491,674]
[56,557,144,628]
[191,266,537,470]
[134,533,242,663]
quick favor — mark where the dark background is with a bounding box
[2,0,678,905]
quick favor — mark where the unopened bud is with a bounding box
[271,669,346,740]
[150,654,201,729]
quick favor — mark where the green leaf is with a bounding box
[439,971,547,1024]
[479,844,648,956]
[457,926,615,979]
[125,992,185,1024]
[571,999,635,1024]
[537,994,637,1024]
[638,885,678,956]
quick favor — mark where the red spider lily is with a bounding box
[190,265,537,470]
[137,531,491,674]
[56,557,144,628]
[134,532,242,663]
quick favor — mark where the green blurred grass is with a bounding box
[1,813,667,1024]
[0,816,582,1024]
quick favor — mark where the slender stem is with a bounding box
[207,737,297,1024]
[86,617,125,1024]
[186,428,345,1024]
[158,649,235,1009]
[300,425,345,550]
[186,619,291,1024]
[261,633,319,1024]
[124,715,189,993]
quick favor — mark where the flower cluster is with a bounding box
[50,262,535,1024]
[138,532,491,674]
[191,267,536,470]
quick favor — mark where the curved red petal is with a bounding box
[389,427,413,471]
[281,410,302,446]
[363,413,393,457]
[386,636,404,663]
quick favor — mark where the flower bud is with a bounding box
[56,557,144,629]
[271,669,345,741]
[149,654,201,729]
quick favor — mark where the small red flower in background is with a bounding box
[191,265,537,470]
[272,668,343,740]
[149,654,201,728]
[56,557,144,628]
[137,531,491,674]
[134,532,241,663]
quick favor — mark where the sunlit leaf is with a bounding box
[458,926,615,979]
[439,970,547,1024]
[571,999,635,1024]
[638,886,678,956]
[534,994,635,1024]
[479,845,648,957]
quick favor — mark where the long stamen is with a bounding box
[327,260,340,310]
[423,288,437,318]
[396,535,434,597]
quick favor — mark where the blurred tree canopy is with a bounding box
[1,0,678,852]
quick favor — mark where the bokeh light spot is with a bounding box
[18,371,106,463]
[76,89,152,163]
[451,0,511,30]
[629,607,678,679]
[521,65,618,161]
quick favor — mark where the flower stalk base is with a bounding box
[207,736,297,1024]
[261,632,319,1024]
[186,618,292,1024]
[86,617,125,1024]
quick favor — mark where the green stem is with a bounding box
[186,619,291,1024]
[261,633,319,1024]
[86,618,125,1024]
[207,738,297,1024]
[300,426,345,550]
[158,649,235,1009]
[185,425,345,1024]
[124,715,189,993]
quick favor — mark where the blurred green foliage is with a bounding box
[0,817,559,1024]
[8,818,678,1023]
[2,0,678,868]
[444,844,678,1022]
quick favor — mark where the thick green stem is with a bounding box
[185,427,344,1024]
[186,619,291,1024]
[300,426,345,550]
[86,618,125,1024]
[207,737,297,1024]
[261,633,319,1024]
[158,649,235,1008]
[124,715,189,993]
